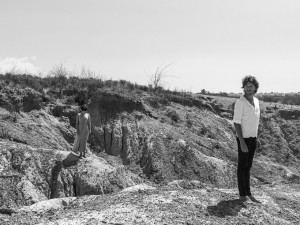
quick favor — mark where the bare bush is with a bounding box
[48,63,69,78]
[47,63,70,97]
[79,66,103,79]
[149,64,174,91]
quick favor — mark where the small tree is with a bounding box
[48,63,69,97]
[149,63,173,91]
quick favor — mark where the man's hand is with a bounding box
[240,140,248,153]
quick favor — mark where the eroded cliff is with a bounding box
[1,83,300,224]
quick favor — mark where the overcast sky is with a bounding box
[1,0,300,93]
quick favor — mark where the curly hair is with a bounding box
[242,75,259,93]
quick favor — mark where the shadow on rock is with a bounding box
[207,199,246,218]
[62,152,80,167]
[50,152,79,199]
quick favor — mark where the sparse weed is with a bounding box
[0,126,11,139]
[199,126,208,135]
[185,113,193,127]
[214,141,220,149]
[2,111,18,123]
[186,119,193,128]
[11,111,18,122]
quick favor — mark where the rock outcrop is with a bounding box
[1,83,300,224]
[0,141,142,211]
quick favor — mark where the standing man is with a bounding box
[233,75,260,202]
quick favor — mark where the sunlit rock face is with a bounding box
[0,142,142,210]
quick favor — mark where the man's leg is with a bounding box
[237,137,249,198]
[244,137,256,196]
[244,138,261,202]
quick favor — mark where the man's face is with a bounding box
[243,82,256,95]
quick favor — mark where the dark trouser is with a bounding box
[236,137,257,196]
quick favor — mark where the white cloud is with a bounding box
[0,57,40,75]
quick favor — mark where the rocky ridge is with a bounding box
[0,84,300,224]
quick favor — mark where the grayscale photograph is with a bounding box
[1,0,300,224]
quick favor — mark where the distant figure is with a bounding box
[233,76,261,203]
[73,104,91,158]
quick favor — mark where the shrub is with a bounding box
[207,132,215,139]
[75,89,89,105]
[199,126,208,135]
[166,109,180,122]
[186,119,193,128]
[148,98,160,108]
[0,126,11,139]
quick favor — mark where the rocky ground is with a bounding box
[1,81,300,224]
[1,182,300,224]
